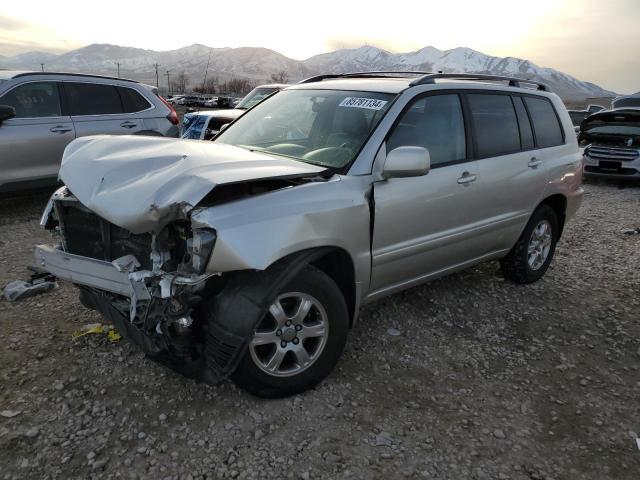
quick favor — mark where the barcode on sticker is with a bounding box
[339,97,388,110]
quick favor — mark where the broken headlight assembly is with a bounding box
[186,228,216,274]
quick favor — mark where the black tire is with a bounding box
[500,205,559,284]
[231,266,349,398]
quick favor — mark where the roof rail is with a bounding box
[298,71,433,84]
[409,73,550,91]
[12,71,139,83]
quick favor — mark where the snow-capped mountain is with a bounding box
[303,46,615,99]
[0,43,615,99]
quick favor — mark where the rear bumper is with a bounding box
[34,244,134,296]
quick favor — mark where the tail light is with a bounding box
[158,95,179,125]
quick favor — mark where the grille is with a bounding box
[584,166,638,175]
[585,146,639,162]
[55,200,152,269]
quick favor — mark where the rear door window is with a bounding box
[0,81,62,118]
[468,93,520,157]
[513,96,535,150]
[117,87,151,113]
[65,82,123,116]
[387,94,466,167]
[524,97,564,148]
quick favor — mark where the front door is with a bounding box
[0,81,75,188]
[370,92,486,295]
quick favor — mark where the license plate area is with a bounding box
[598,160,622,171]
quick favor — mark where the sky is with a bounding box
[0,0,638,93]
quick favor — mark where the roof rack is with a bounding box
[409,73,550,91]
[12,71,139,83]
[298,71,432,84]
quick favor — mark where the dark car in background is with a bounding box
[568,110,590,135]
[581,109,640,179]
[0,71,179,192]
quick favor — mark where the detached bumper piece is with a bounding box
[34,244,132,297]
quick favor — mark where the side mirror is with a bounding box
[382,146,431,179]
[219,123,230,132]
[0,105,16,124]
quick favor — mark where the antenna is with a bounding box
[202,50,212,92]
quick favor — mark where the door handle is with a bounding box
[457,172,477,185]
[120,121,138,129]
[50,125,72,133]
[528,157,542,168]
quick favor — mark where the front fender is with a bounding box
[190,175,373,286]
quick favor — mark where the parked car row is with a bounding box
[181,84,288,140]
[33,72,585,397]
[167,94,240,108]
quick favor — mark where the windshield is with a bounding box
[236,87,280,110]
[584,125,640,136]
[215,89,394,169]
[613,98,640,109]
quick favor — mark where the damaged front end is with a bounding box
[34,136,369,386]
[37,186,223,379]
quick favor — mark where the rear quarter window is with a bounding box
[468,93,520,157]
[524,97,564,148]
[117,87,151,113]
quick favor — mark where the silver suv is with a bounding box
[35,72,584,397]
[0,71,180,192]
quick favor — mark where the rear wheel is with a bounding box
[231,267,349,398]
[500,205,559,284]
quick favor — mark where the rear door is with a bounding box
[0,80,75,188]
[63,82,146,137]
[371,92,486,295]
[467,92,552,253]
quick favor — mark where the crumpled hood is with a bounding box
[59,135,326,234]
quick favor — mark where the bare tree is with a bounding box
[194,77,218,94]
[219,78,254,95]
[270,70,289,84]
[170,71,189,94]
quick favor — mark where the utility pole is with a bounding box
[115,62,121,78]
[153,63,160,88]
[165,70,171,95]
[40,63,45,72]
[202,50,211,92]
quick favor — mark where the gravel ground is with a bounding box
[0,180,639,480]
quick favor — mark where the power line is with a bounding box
[115,62,121,78]
[154,63,160,88]
[40,63,44,72]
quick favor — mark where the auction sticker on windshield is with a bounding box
[339,97,388,110]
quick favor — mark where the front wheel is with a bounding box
[231,267,349,398]
[500,205,559,284]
